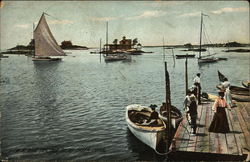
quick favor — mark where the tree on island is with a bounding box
[184,43,193,49]
[132,38,138,46]
[113,39,118,45]
[225,41,242,47]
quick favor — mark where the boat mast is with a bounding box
[99,38,102,62]
[165,61,172,152]
[33,22,35,57]
[106,21,108,52]
[199,12,203,59]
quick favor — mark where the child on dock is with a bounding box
[193,73,201,105]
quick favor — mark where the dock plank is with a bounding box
[186,103,204,152]
[201,103,211,153]
[235,107,250,148]
[208,105,217,153]
[228,108,243,155]
[195,103,208,152]
[173,117,188,150]
[239,106,250,132]
[225,108,239,155]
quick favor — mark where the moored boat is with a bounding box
[216,85,250,96]
[159,105,183,129]
[218,70,227,82]
[197,13,219,64]
[103,53,129,62]
[198,57,218,63]
[175,54,195,59]
[126,104,167,154]
[242,80,250,88]
[231,93,250,102]
[0,55,9,58]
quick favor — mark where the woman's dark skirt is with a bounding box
[208,107,230,133]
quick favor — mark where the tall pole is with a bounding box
[199,13,203,59]
[99,38,102,62]
[185,54,188,95]
[172,48,175,67]
[106,21,108,53]
[165,61,172,152]
[33,22,35,57]
[163,37,165,61]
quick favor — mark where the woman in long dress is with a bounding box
[209,91,231,133]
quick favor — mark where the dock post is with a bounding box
[99,38,102,62]
[185,54,188,94]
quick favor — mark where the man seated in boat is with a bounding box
[146,104,159,126]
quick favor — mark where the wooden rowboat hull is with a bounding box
[216,85,250,96]
[231,94,250,102]
[159,105,183,129]
[126,104,166,153]
[242,80,250,89]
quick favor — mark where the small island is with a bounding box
[60,40,88,50]
[1,39,88,55]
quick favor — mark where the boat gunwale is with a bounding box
[126,105,166,132]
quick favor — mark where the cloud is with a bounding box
[15,24,29,29]
[48,19,74,25]
[144,1,187,7]
[126,10,167,20]
[211,7,249,15]
[179,12,200,17]
[90,16,118,22]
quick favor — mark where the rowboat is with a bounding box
[159,105,183,129]
[216,85,249,96]
[242,80,250,88]
[231,94,250,102]
[103,53,129,62]
[218,70,227,82]
[175,54,195,59]
[126,104,167,154]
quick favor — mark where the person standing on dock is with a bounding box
[184,90,197,135]
[208,90,231,133]
[193,73,201,105]
[222,78,236,108]
[188,95,198,135]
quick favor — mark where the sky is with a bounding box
[0,1,249,49]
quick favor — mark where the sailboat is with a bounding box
[32,13,65,61]
[197,13,218,64]
[103,22,129,62]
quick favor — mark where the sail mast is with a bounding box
[199,12,203,59]
[106,21,108,52]
[33,22,35,56]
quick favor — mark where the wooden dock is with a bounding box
[169,101,250,161]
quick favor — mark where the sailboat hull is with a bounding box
[32,57,62,61]
[198,57,218,63]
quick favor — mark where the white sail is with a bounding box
[34,14,65,56]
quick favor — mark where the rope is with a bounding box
[155,148,172,155]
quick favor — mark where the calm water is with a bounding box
[1,47,249,160]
